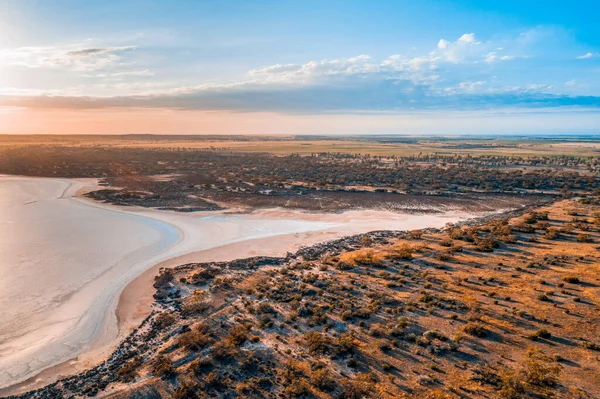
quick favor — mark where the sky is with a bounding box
[0,0,599,135]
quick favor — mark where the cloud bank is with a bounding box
[0,44,135,71]
[1,31,599,114]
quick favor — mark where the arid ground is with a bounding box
[1,134,599,399]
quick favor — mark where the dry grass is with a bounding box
[58,196,600,399]
[338,248,386,268]
[2,134,600,157]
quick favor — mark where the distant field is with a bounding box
[145,140,600,157]
[1,135,600,157]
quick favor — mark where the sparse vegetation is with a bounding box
[14,166,600,399]
[562,276,580,284]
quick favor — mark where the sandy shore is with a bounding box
[0,229,345,396]
[0,177,478,397]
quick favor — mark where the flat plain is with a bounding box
[0,134,599,399]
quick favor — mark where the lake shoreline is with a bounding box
[0,176,481,396]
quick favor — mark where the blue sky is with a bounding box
[0,0,599,134]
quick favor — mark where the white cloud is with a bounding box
[443,81,487,94]
[485,53,498,63]
[66,47,134,57]
[244,32,485,88]
[459,81,487,91]
[485,53,518,63]
[576,52,599,59]
[88,69,154,78]
[0,44,135,71]
[2,29,597,114]
[433,33,480,63]
[246,54,380,84]
[457,33,477,44]
[249,64,300,76]
[524,83,553,92]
